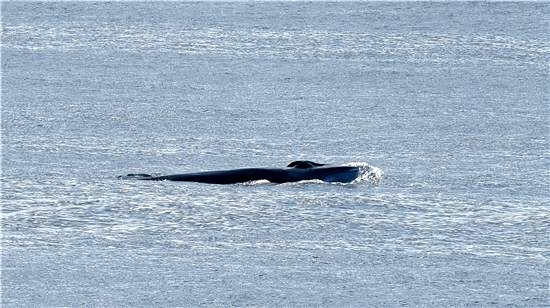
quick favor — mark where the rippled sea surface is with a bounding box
[2,2,549,306]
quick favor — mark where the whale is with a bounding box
[119,161,360,184]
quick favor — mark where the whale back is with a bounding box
[287,160,325,169]
[120,162,361,184]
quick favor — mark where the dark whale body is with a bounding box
[121,161,360,184]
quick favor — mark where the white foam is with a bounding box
[241,179,272,186]
[344,162,384,185]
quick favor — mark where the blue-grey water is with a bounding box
[2,2,549,306]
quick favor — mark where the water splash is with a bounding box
[345,162,384,185]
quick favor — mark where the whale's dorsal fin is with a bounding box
[287,161,325,169]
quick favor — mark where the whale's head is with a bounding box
[287,161,359,183]
[287,160,326,169]
[318,166,360,183]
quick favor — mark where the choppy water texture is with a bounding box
[2,2,549,306]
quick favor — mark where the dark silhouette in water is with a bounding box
[120,161,360,184]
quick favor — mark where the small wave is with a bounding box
[242,179,333,186]
[241,179,272,186]
[286,179,327,185]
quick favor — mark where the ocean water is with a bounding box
[2,2,549,306]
